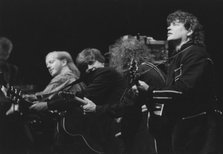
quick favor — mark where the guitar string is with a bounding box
[119,62,165,103]
[9,87,103,153]
[119,45,192,103]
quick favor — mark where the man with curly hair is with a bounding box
[109,35,166,154]
[132,10,223,154]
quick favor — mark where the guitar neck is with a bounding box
[58,91,86,106]
[74,96,86,105]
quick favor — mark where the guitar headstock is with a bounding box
[6,86,23,104]
[2,85,35,115]
[58,91,86,106]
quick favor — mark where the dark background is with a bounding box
[0,0,223,97]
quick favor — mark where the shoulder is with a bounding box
[93,67,124,81]
[62,71,77,79]
[54,72,77,83]
[95,67,120,76]
[184,45,208,57]
[181,45,210,62]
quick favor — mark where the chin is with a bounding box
[167,36,174,41]
[167,37,180,42]
[167,37,171,41]
[50,73,55,77]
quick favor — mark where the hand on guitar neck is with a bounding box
[22,94,49,112]
[23,94,38,102]
[1,85,30,115]
[131,80,150,95]
[81,97,96,113]
[1,85,48,114]
[58,91,96,113]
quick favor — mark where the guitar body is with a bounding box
[56,106,104,154]
[6,86,104,154]
[136,62,169,136]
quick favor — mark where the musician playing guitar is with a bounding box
[22,51,85,154]
[132,10,223,154]
[0,37,28,154]
[108,35,166,154]
[75,48,127,154]
[3,49,126,154]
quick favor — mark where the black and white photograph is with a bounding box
[0,0,223,154]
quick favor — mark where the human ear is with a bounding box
[187,28,193,37]
[61,59,67,66]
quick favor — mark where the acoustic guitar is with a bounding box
[57,91,105,154]
[4,85,104,154]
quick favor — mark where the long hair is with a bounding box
[108,35,155,74]
[167,10,205,47]
[46,51,80,78]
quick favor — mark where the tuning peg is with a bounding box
[18,90,22,96]
[14,104,19,112]
[15,88,18,94]
[16,98,20,104]
[12,96,17,102]
[10,86,15,94]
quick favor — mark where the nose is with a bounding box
[46,64,52,70]
[46,64,50,69]
[167,25,171,31]
[88,65,93,70]
[86,65,96,73]
[86,65,92,72]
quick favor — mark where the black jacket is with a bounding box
[150,43,216,118]
[82,67,127,117]
[79,67,127,154]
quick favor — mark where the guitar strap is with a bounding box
[39,78,83,101]
[59,78,83,92]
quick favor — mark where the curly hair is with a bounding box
[167,10,205,46]
[108,35,156,74]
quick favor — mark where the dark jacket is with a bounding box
[80,67,127,154]
[45,71,84,110]
[82,67,127,117]
[148,43,223,154]
[150,43,216,118]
